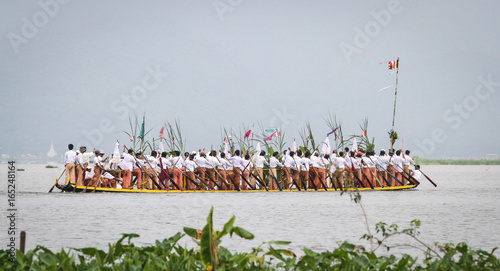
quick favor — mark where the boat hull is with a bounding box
[55,183,418,193]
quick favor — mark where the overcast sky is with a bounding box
[1,0,499,159]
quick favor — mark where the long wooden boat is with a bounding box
[54,182,418,193]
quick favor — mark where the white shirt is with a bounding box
[334,156,346,169]
[195,156,210,168]
[301,157,311,171]
[158,157,172,171]
[144,155,157,169]
[241,159,253,171]
[361,156,376,168]
[185,160,196,172]
[375,155,390,170]
[78,151,95,165]
[316,156,326,169]
[291,156,302,171]
[94,156,103,167]
[283,153,294,167]
[206,156,222,169]
[392,155,405,172]
[64,150,77,164]
[229,155,244,170]
[253,156,268,168]
[120,153,135,171]
[170,156,185,169]
[404,155,416,166]
[411,169,422,180]
[218,158,232,170]
[269,157,283,168]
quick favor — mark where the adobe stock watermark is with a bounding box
[213,0,244,21]
[76,65,168,149]
[267,106,297,128]
[412,74,500,158]
[7,0,72,54]
[339,0,403,64]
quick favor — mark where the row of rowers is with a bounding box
[64,144,421,190]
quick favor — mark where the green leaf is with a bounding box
[183,227,198,238]
[232,226,254,240]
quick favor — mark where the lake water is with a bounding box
[1,164,499,258]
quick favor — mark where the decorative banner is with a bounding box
[159,126,165,140]
[265,128,276,133]
[291,139,297,152]
[321,137,331,155]
[352,137,358,152]
[159,141,165,153]
[327,127,338,137]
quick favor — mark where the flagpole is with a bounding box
[390,57,399,152]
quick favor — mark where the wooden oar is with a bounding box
[143,158,171,190]
[215,157,240,191]
[392,163,419,186]
[418,169,437,187]
[249,169,269,191]
[193,160,222,190]
[359,167,375,189]
[180,170,204,190]
[292,160,308,191]
[268,167,283,191]
[344,167,365,188]
[48,168,66,192]
[310,166,327,191]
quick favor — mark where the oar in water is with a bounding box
[418,169,437,187]
[48,168,66,192]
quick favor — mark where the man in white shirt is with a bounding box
[120,149,135,189]
[403,150,416,177]
[228,150,243,190]
[217,152,233,190]
[290,151,303,189]
[392,150,406,185]
[143,151,159,190]
[252,151,268,190]
[206,150,222,189]
[76,146,96,186]
[301,152,312,189]
[269,151,283,190]
[170,151,185,190]
[158,152,172,190]
[410,165,422,181]
[282,150,294,189]
[184,154,198,190]
[333,151,346,188]
[64,144,77,185]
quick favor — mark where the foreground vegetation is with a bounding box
[414,158,500,165]
[2,193,499,270]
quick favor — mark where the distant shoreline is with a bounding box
[414,158,500,165]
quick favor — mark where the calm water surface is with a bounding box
[1,164,499,257]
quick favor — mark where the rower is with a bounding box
[410,165,422,181]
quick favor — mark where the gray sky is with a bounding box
[1,0,499,159]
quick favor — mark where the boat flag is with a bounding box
[111,140,121,169]
[159,126,165,140]
[291,139,297,152]
[228,135,232,140]
[222,138,227,144]
[361,130,366,137]
[223,140,229,155]
[255,142,261,155]
[244,129,251,139]
[352,137,358,152]
[380,58,399,70]
[138,117,145,139]
[321,136,331,155]
[159,140,165,153]
[327,127,338,137]
[265,131,278,141]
